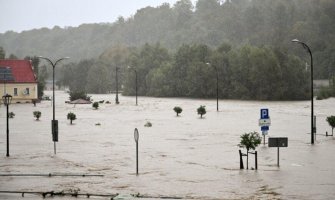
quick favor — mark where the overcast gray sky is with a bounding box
[0,0,196,33]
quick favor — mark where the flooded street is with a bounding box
[1,90,335,200]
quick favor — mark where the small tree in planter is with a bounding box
[33,111,42,120]
[239,131,261,169]
[326,116,335,136]
[67,112,77,125]
[92,102,99,109]
[197,105,206,118]
[173,106,183,116]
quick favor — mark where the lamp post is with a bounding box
[128,66,138,106]
[2,94,12,157]
[115,67,120,104]
[292,39,314,144]
[38,56,69,154]
[206,63,219,111]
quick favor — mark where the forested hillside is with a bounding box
[1,0,334,100]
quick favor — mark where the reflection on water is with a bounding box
[0,91,335,199]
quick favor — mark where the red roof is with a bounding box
[0,59,37,83]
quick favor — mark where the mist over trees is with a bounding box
[57,43,308,100]
[1,0,334,100]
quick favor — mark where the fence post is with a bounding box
[255,151,258,170]
[239,150,244,169]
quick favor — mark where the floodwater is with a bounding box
[0,90,335,200]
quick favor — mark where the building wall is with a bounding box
[0,83,38,103]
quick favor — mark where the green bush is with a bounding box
[197,105,206,118]
[33,111,41,120]
[9,112,15,118]
[67,112,77,124]
[92,102,99,109]
[326,116,335,135]
[69,90,91,101]
[316,86,332,100]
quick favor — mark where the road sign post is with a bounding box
[134,128,139,175]
[268,137,288,167]
[259,109,270,145]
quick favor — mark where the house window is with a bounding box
[25,88,30,95]
[14,88,18,96]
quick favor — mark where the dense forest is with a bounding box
[1,0,335,100]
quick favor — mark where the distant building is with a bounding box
[0,59,38,103]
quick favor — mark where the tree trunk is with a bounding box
[70,119,73,124]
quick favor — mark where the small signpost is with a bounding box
[134,128,139,175]
[268,137,288,167]
[259,108,271,145]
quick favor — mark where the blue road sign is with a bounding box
[260,109,269,119]
[261,126,269,131]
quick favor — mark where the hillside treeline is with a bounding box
[57,43,309,100]
[0,0,334,79]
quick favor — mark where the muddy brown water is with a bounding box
[0,91,335,199]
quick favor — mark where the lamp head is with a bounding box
[2,94,12,106]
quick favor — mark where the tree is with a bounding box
[67,112,77,125]
[326,116,335,136]
[239,131,261,169]
[33,111,41,120]
[0,46,5,59]
[173,106,183,116]
[197,105,206,118]
[86,62,109,93]
[92,102,99,109]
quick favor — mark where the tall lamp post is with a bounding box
[128,66,138,106]
[2,94,12,157]
[292,39,314,144]
[38,56,69,154]
[206,63,219,111]
[115,67,120,104]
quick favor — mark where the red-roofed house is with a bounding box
[0,59,38,103]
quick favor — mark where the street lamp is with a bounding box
[115,67,120,104]
[2,94,12,157]
[292,39,314,144]
[128,66,138,106]
[206,63,219,111]
[38,56,69,154]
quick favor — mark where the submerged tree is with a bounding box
[33,111,42,120]
[92,102,99,109]
[197,105,206,118]
[326,116,335,136]
[173,106,183,116]
[239,131,261,169]
[67,112,77,125]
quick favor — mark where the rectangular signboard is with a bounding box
[268,137,288,147]
[259,118,271,126]
[260,109,269,119]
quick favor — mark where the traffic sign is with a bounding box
[261,126,269,131]
[259,118,271,126]
[260,109,269,119]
